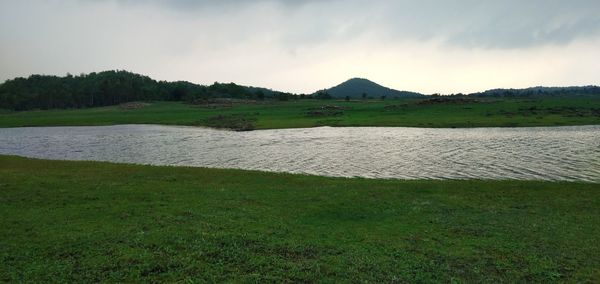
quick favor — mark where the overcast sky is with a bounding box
[1,0,599,94]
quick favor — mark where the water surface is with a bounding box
[1,125,599,182]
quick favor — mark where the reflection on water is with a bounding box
[1,125,599,182]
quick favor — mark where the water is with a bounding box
[1,125,599,182]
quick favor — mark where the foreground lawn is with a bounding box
[1,155,599,282]
[0,97,599,129]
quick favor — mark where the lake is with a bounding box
[1,125,599,182]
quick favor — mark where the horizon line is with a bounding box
[2,70,599,96]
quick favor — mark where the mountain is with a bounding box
[323,78,424,99]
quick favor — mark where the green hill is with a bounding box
[324,78,424,99]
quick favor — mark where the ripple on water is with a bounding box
[0,125,599,182]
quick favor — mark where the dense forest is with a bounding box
[0,71,297,110]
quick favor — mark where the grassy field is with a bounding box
[1,97,599,129]
[1,155,599,282]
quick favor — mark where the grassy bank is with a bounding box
[1,97,599,129]
[1,155,599,282]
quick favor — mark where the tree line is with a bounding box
[3,70,599,111]
[469,86,600,98]
[0,71,306,110]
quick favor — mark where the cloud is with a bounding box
[0,0,599,93]
[119,0,600,48]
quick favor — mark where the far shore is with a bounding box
[1,98,599,130]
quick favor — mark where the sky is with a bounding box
[1,0,599,94]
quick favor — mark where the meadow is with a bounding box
[1,155,599,282]
[1,97,599,130]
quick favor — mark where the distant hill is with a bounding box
[323,78,424,99]
[469,86,600,98]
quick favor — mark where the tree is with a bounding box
[315,90,332,100]
[362,92,367,100]
[345,96,350,101]
[255,90,265,100]
[275,92,288,101]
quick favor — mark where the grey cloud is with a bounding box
[435,0,600,48]
[339,0,600,49]
[113,0,325,11]
[1,0,599,92]
[126,0,600,49]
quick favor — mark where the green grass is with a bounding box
[1,155,599,282]
[1,97,600,129]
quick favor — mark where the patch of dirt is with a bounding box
[383,104,409,111]
[305,105,351,117]
[417,98,479,105]
[190,98,259,109]
[118,102,150,110]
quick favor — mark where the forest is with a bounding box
[0,71,298,110]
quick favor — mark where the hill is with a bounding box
[0,71,293,110]
[323,78,424,99]
[469,86,600,98]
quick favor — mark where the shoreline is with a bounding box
[1,154,598,184]
[1,122,600,131]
